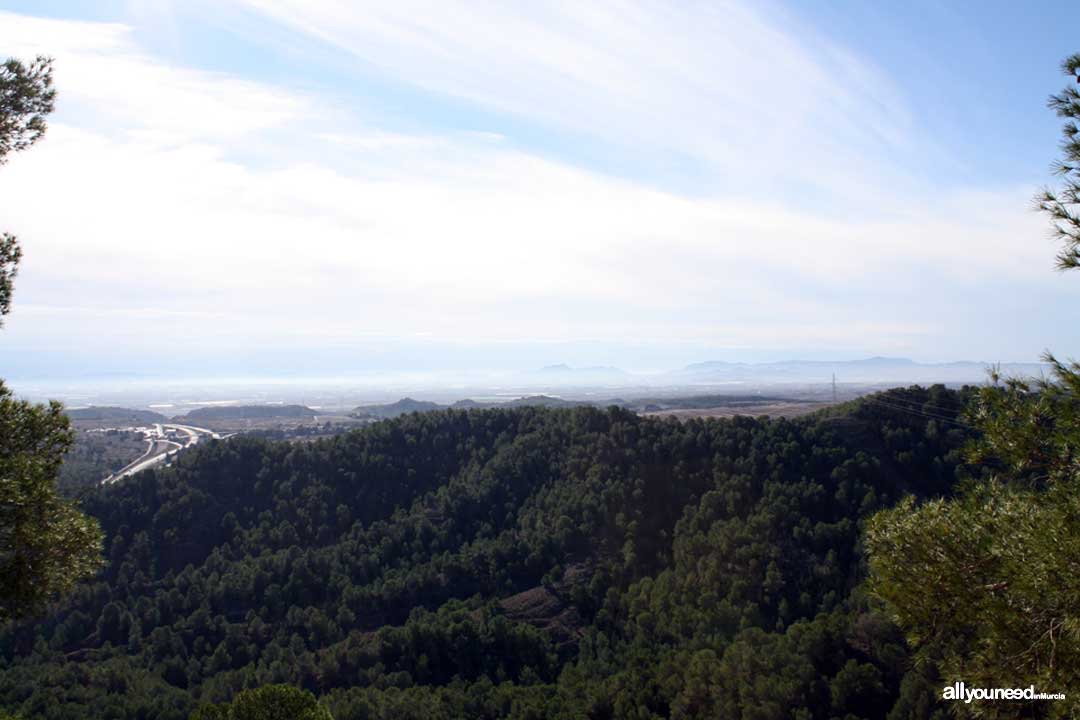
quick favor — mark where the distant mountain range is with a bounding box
[60,358,1050,426]
[505,357,1048,388]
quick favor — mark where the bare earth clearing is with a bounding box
[642,401,834,420]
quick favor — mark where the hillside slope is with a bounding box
[0,386,972,719]
[66,406,167,425]
[178,405,317,421]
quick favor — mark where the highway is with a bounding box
[101,423,219,484]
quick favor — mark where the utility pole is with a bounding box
[832,373,837,403]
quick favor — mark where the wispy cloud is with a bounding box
[231,0,917,198]
[0,5,1072,380]
[0,12,300,142]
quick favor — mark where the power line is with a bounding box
[862,398,970,428]
[867,393,968,420]
[859,396,975,430]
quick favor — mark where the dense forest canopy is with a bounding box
[1,388,974,719]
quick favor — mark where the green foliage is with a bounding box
[0,55,54,322]
[191,685,332,720]
[0,394,969,718]
[0,56,54,164]
[0,233,19,321]
[868,478,1080,718]
[868,361,1080,719]
[0,382,104,622]
[967,355,1080,486]
[1037,53,1080,271]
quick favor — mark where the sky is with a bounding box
[0,0,1078,382]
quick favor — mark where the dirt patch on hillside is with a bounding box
[643,401,833,420]
[500,585,585,649]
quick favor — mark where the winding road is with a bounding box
[102,423,221,484]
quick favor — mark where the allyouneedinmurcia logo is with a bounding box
[943,682,1065,703]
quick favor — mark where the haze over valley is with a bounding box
[11,356,1050,416]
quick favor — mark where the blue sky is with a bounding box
[0,0,1078,381]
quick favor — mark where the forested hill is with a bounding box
[179,405,317,421]
[66,406,167,425]
[0,386,973,720]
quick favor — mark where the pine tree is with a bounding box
[0,56,103,621]
[866,53,1080,720]
[0,56,54,323]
